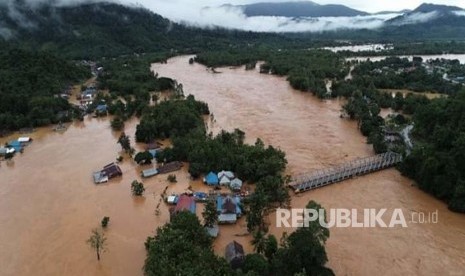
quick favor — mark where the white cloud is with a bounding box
[391,11,439,26]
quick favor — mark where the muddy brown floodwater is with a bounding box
[0,55,464,276]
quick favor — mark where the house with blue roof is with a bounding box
[216,195,242,224]
[96,104,108,113]
[7,141,23,153]
[204,171,219,186]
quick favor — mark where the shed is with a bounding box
[174,194,196,214]
[204,172,219,186]
[230,178,243,191]
[225,241,245,270]
[141,168,158,178]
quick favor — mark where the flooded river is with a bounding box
[1,55,464,276]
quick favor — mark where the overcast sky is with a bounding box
[117,0,464,32]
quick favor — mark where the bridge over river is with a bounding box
[289,152,403,193]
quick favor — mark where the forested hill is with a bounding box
[0,45,90,131]
[0,1,287,59]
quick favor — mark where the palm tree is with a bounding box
[87,228,107,261]
[251,230,266,254]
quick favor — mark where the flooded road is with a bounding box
[0,55,464,276]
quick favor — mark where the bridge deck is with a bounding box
[289,152,403,193]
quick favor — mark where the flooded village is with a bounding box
[1,54,464,275]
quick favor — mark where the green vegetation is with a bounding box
[87,228,107,261]
[351,57,462,94]
[144,211,231,275]
[117,132,133,154]
[400,91,465,212]
[167,174,177,183]
[0,45,90,132]
[136,95,209,142]
[101,217,110,228]
[131,180,145,196]
[202,199,218,228]
[134,151,153,165]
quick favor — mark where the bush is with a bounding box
[131,180,145,196]
[101,216,110,228]
[167,174,177,183]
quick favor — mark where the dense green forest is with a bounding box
[400,91,465,212]
[144,203,334,275]
[0,45,90,132]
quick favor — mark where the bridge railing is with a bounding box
[289,152,402,193]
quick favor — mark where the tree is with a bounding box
[243,253,269,275]
[264,234,278,261]
[202,199,217,228]
[134,151,153,165]
[251,230,266,254]
[117,132,131,153]
[246,191,269,233]
[167,174,177,183]
[86,228,107,261]
[131,180,145,196]
[101,216,110,228]
[144,212,232,275]
[111,117,124,130]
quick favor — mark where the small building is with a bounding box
[204,172,219,186]
[141,168,158,178]
[166,195,179,205]
[17,137,32,143]
[193,192,208,202]
[217,195,242,224]
[146,142,163,150]
[158,161,183,174]
[225,241,245,270]
[219,175,231,186]
[93,163,122,184]
[7,141,23,152]
[173,194,196,214]
[218,170,234,179]
[148,148,162,159]
[206,225,219,238]
[230,178,243,191]
[0,147,15,156]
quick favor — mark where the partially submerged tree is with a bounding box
[101,216,110,228]
[131,180,145,196]
[117,132,131,153]
[202,199,217,228]
[87,228,107,261]
[134,151,153,165]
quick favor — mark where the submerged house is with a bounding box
[217,195,242,224]
[171,194,196,219]
[0,147,15,157]
[157,161,183,174]
[93,163,122,184]
[204,172,219,186]
[225,241,245,270]
[7,141,23,153]
[230,178,243,191]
